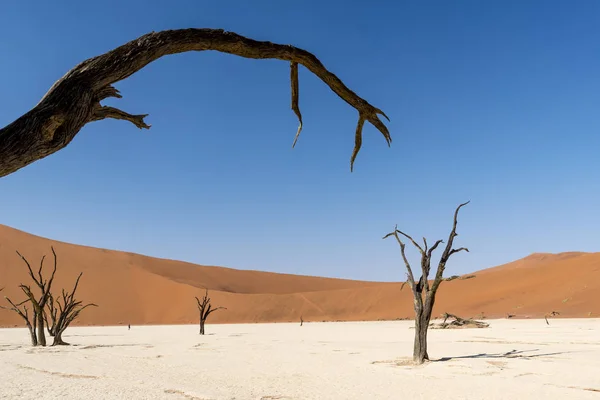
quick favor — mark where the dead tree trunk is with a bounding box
[50,272,97,346]
[2,297,38,346]
[0,29,391,179]
[14,247,58,346]
[384,202,470,364]
[195,289,226,335]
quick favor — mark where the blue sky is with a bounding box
[1,1,599,281]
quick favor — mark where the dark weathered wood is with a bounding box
[384,202,469,364]
[0,29,391,178]
[2,297,38,346]
[195,289,226,335]
[14,247,58,346]
[50,271,97,346]
[43,292,58,337]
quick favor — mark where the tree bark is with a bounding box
[413,302,433,363]
[0,29,390,178]
[199,320,205,336]
[52,329,69,346]
[35,310,46,346]
[27,319,38,347]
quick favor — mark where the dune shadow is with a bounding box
[435,349,571,362]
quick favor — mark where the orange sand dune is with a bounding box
[0,224,598,327]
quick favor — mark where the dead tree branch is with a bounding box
[383,201,470,364]
[3,296,38,345]
[432,313,489,329]
[50,272,97,345]
[195,289,226,335]
[0,29,391,178]
[14,247,58,346]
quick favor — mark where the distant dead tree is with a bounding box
[15,247,58,346]
[545,311,560,325]
[48,272,97,345]
[384,202,470,364]
[2,296,38,345]
[195,289,226,335]
[300,315,304,326]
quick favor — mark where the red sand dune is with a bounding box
[0,224,598,327]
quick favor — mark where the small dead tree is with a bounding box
[0,29,391,179]
[300,315,304,326]
[2,297,38,346]
[15,247,58,346]
[384,201,469,364]
[545,311,560,325]
[195,289,226,335]
[50,272,97,346]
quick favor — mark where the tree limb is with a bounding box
[383,227,417,293]
[430,201,470,294]
[0,28,391,178]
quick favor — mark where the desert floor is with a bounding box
[0,319,599,400]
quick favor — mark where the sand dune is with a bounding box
[0,224,598,327]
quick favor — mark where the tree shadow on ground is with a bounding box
[434,349,572,362]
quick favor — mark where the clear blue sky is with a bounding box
[1,1,599,281]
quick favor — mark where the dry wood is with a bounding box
[0,29,391,178]
[50,272,97,346]
[383,202,469,364]
[2,297,38,345]
[14,247,58,346]
[432,312,489,329]
[545,311,560,325]
[195,289,226,335]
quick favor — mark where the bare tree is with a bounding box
[195,289,226,335]
[2,296,38,346]
[49,272,97,346]
[15,247,58,346]
[383,202,470,364]
[300,315,304,326]
[0,29,391,179]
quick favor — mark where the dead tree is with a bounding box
[50,272,97,345]
[195,289,226,335]
[545,311,560,325]
[2,297,38,346]
[300,315,304,326]
[383,201,470,364]
[15,247,58,346]
[0,29,391,179]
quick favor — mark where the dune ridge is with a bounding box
[0,224,598,327]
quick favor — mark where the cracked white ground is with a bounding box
[0,319,599,399]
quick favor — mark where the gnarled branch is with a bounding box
[0,28,391,178]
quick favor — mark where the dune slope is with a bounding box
[0,224,598,326]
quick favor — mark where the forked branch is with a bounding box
[0,28,391,178]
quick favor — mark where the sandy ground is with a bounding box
[0,319,599,399]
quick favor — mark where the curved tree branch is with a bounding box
[0,28,391,178]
